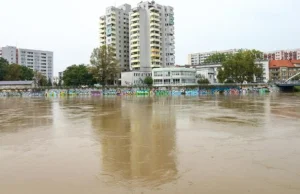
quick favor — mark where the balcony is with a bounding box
[110,13,116,18]
[131,41,139,46]
[130,35,139,40]
[151,52,160,57]
[151,63,161,68]
[150,16,160,22]
[131,47,140,53]
[150,23,160,29]
[131,59,140,63]
[150,32,159,37]
[150,37,160,42]
[151,48,160,53]
[131,52,140,58]
[150,12,159,17]
[131,17,139,23]
[131,22,139,28]
[151,58,161,63]
[131,12,139,17]
[150,42,160,47]
[131,27,139,33]
[100,20,105,25]
[100,33,106,38]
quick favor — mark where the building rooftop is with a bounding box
[265,48,300,53]
[153,67,196,71]
[0,81,34,85]
[269,60,300,68]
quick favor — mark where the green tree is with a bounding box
[34,71,47,87]
[144,76,153,87]
[0,58,34,81]
[47,78,52,86]
[0,58,9,81]
[20,66,34,80]
[4,64,21,81]
[217,50,264,83]
[40,76,48,86]
[62,64,94,86]
[197,78,210,84]
[203,53,229,64]
[90,45,120,86]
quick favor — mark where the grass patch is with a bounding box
[295,86,300,92]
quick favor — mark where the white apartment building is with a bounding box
[264,49,300,60]
[121,71,152,86]
[0,46,53,80]
[99,4,131,72]
[188,49,243,65]
[0,46,18,64]
[129,1,175,71]
[194,60,269,83]
[152,68,196,86]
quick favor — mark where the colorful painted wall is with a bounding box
[0,86,276,97]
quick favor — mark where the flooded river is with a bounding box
[1,94,300,194]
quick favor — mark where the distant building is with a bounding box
[269,60,300,81]
[0,46,53,80]
[129,1,175,70]
[0,46,18,64]
[99,4,131,72]
[194,60,269,84]
[0,81,34,89]
[152,67,196,87]
[100,1,175,72]
[195,65,221,84]
[121,71,152,86]
[58,72,64,85]
[258,60,270,83]
[58,71,63,79]
[264,49,300,60]
[187,49,244,65]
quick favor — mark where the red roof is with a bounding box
[269,60,298,68]
[291,60,300,64]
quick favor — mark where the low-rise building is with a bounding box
[0,46,53,80]
[256,60,269,83]
[269,60,300,81]
[187,49,244,65]
[152,67,196,87]
[194,60,269,83]
[195,64,221,84]
[196,67,216,84]
[264,49,300,60]
[0,81,34,89]
[121,71,152,86]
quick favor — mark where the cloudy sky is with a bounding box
[1,0,299,76]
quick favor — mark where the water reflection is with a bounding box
[92,97,177,186]
[0,98,53,132]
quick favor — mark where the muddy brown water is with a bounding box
[1,94,300,194]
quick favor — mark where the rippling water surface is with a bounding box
[1,94,300,194]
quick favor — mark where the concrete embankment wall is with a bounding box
[0,85,277,97]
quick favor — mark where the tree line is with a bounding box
[203,49,264,83]
[0,57,52,86]
[62,45,120,87]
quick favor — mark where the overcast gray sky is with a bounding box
[1,0,299,76]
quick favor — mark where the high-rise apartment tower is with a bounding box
[129,1,175,71]
[99,4,131,72]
